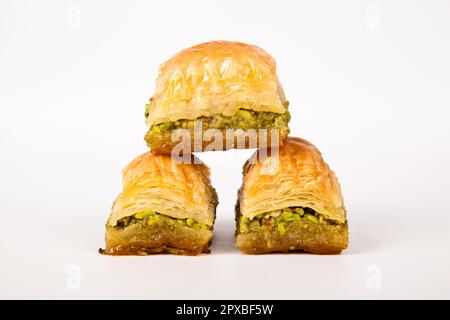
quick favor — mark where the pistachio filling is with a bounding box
[238,207,344,236]
[115,211,210,231]
[146,109,291,137]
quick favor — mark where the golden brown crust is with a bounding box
[146,41,287,126]
[146,127,289,155]
[240,137,346,223]
[107,151,217,227]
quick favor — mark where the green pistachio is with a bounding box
[277,223,286,235]
[281,211,293,221]
[241,217,250,224]
[240,223,249,234]
[159,122,173,131]
[305,214,319,223]
[236,109,254,123]
[250,220,260,229]
[185,218,195,227]
[151,125,161,133]
[134,211,155,219]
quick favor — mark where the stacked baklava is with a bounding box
[101,41,348,255]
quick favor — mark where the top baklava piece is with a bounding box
[144,41,290,154]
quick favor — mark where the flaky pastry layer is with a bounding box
[146,41,287,125]
[107,152,217,227]
[240,137,346,223]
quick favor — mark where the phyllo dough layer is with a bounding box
[101,151,218,256]
[236,137,348,254]
[144,41,290,154]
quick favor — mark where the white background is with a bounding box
[1,0,450,299]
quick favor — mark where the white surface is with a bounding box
[1,0,450,299]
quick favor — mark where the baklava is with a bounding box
[144,41,290,154]
[100,151,218,256]
[235,137,349,254]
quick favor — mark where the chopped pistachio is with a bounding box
[185,218,195,227]
[134,211,155,219]
[236,109,254,122]
[277,223,286,235]
[250,220,260,229]
[235,207,343,238]
[281,211,294,221]
[115,212,210,230]
[240,222,249,234]
[146,110,290,138]
[305,214,319,223]
[254,213,263,220]
[151,125,161,133]
[159,122,173,131]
